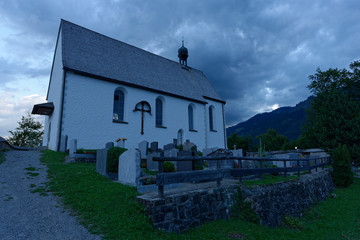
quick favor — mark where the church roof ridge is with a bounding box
[59,19,224,103]
[60,19,196,71]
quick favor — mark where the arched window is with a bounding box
[188,104,194,130]
[113,88,125,121]
[209,106,215,131]
[177,129,183,145]
[156,97,163,126]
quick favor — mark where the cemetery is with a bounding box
[59,135,334,233]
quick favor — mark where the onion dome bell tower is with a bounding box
[178,39,188,66]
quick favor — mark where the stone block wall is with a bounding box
[138,186,238,233]
[246,169,334,227]
[138,169,334,233]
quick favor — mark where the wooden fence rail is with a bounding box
[153,156,332,198]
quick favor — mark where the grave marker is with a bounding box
[96,148,107,176]
[118,148,141,186]
[138,141,148,159]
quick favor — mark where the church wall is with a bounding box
[205,100,226,148]
[45,31,64,150]
[60,73,225,150]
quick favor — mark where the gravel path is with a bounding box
[0,150,102,240]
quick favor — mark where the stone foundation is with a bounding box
[138,169,334,233]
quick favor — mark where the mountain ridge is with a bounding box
[226,96,313,140]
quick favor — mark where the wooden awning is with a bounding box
[32,102,54,116]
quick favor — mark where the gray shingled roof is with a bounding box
[60,20,224,103]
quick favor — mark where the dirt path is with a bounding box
[0,150,101,240]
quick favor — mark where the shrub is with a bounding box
[107,147,127,173]
[231,188,259,224]
[163,161,175,172]
[332,145,353,187]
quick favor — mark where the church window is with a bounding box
[188,104,194,130]
[209,106,215,131]
[156,97,163,126]
[113,88,125,121]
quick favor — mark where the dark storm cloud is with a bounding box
[1,0,360,126]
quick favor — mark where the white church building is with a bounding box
[32,19,226,151]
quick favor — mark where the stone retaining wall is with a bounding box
[138,169,334,233]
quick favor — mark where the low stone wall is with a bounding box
[246,169,334,227]
[138,169,334,233]
[138,185,238,233]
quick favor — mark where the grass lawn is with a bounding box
[242,174,298,187]
[41,150,360,240]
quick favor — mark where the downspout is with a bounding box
[204,104,208,149]
[222,104,227,148]
[57,70,66,151]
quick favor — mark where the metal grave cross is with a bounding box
[133,101,151,135]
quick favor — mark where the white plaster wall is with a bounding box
[45,30,64,150]
[60,73,225,150]
[205,100,226,148]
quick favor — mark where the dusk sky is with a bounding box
[1,0,360,137]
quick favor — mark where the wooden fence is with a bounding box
[153,156,332,198]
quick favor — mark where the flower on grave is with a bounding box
[234,162,239,169]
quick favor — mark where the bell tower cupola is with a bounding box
[178,39,188,66]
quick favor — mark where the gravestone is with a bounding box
[138,141,148,159]
[202,147,219,157]
[59,135,68,152]
[164,143,175,151]
[173,138,178,146]
[164,148,179,158]
[147,152,161,171]
[118,148,141,186]
[69,139,77,156]
[232,149,243,157]
[105,142,114,149]
[183,140,196,152]
[206,148,233,170]
[177,150,193,171]
[96,148,107,176]
[289,153,301,167]
[231,149,243,169]
[150,142,158,152]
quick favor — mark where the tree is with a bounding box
[302,60,360,163]
[332,145,353,187]
[227,133,252,152]
[256,128,290,151]
[7,114,44,148]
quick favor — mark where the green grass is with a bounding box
[142,168,157,176]
[26,172,39,177]
[0,152,5,165]
[41,150,360,240]
[242,174,298,187]
[30,186,49,196]
[25,166,37,171]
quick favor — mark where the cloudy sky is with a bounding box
[1,0,360,137]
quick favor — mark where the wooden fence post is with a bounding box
[315,158,318,172]
[297,159,300,177]
[158,161,164,198]
[308,159,311,174]
[322,158,325,169]
[239,159,243,183]
[283,160,287,178]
